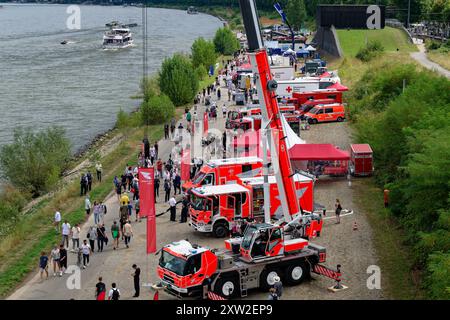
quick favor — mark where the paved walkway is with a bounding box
[410,43,450,79]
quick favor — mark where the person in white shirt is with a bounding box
[81,240,92,269]
[85,195,92,215]
[71,224,81,252]
[108,283,120,300]
[95,162,103,182]
[169,197,177,222]
[54,211,61,232]
[61,220,71,248]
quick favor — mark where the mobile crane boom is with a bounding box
[238,0,301,221]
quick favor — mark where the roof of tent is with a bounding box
[327,82,348,91]
[289,144,350,161]
[305,45,316,51]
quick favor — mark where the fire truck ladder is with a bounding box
[239,269,249,297]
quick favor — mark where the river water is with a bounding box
[0,3,222,151]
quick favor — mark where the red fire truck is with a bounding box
[188,173,316,237]
[293,90,343,106]
[182,157,263,194]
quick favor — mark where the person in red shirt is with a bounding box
[156,158,163,177]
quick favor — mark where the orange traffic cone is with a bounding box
[353,221,358,231]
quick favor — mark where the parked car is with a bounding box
[304,103,345,124]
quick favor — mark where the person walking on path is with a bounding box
[71,224,81,252]
[134,199,140,222]
[119,202,129,238]
[95,162,103,182]
[54,210,61,233]
[154,176,160,202]
[164,179,171,202]
[111,221,120,250]
[39,251,49,281]
[164,123,170,140]
[93,201,102,225]
[170,118,176,139]
[173,172,181,195]
[273,276,283,299]
[81,239,92,269]
[268,287,278,300]
[88,226,97,253]
[123,220,133,249]
[50,245,60,277]
[108,283,121,300]
[335,199,342,224]
[169,196,177,222]
[59,244,67,275]
[384,189,390,208]
[80,174,87,196]
[95,277,106,300]
[85,194,92,216]
[217,88,221,100]
[132,264,141,298]
[96,224,107,252]
[86,171,93,192]
[180,196,189,223]
[61,220,70,248]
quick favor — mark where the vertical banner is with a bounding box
[203,112,209,136]
[181,148,191,182]
[138,168,156,253]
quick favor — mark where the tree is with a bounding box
[159,54,199,106]
[141,75,160,102]
[213,27,240,55]
[141,94,175,126]
[285,0,307,31]
[191,37,217,70]
[0,127,71,196]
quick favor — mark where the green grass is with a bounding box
[0,125,164,297]
[353,179,424,299]
[337,27,417,57]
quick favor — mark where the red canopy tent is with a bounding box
[326,82,348,92]
[289,144,350,161]
[319,71,331,78]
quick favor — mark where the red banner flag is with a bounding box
[203,112,208,136]
[138,168,156,254]
[181,149,191,182]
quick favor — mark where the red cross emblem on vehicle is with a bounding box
[286,86,292,93]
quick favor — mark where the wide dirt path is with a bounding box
[9,86,384,300]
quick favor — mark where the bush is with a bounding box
[0,127,71,196]
[116,109,140,129]
[213,27,240,55]
[195,64,208,81]
[141,94,175,126]
[141,75,160,102]
[425,252,450,299]
[355,40,385,62]
[350,67,450,299]
[191,37,217,70]
[159,54,199,106]
[426,40,442,51]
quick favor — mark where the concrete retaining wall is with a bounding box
[313,25,343,58]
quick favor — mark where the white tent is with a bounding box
[305,45,316,51]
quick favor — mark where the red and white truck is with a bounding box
[188,173,316,237]
[182,157,263,194]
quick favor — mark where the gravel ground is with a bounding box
[9,92,384,300]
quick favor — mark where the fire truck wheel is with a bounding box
[214,277,238,298]
[259,268,283,291]
[285,261,310,285]
[213,221,229,238]
[337,117,343,122]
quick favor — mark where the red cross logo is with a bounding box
[286,86,292,93]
